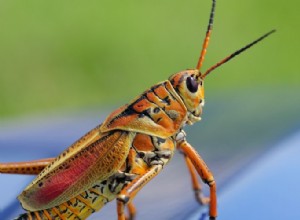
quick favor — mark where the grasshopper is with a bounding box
[0,0,275,219]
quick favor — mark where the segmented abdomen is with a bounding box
[16,182,115,220]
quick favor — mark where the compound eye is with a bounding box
[186,76,198,93]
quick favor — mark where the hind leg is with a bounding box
[0,158,54,175]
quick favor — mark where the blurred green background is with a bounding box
[0,0,299,160]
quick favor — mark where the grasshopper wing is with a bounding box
[18,125,135,211]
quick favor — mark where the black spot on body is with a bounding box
[153,107,160,113]
[170,78,175,85]
[140,109,155,122]
[138,152,145,157]
[60,208,68,214]
[157,137,166,144]
[38,211,45,217]
[163,96,171,105]
[179,74,185,84]
[138,113,145,118]
[82,192,89,199]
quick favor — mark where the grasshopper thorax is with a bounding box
[169,69,204,124]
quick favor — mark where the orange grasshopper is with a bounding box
[0,0,275,219]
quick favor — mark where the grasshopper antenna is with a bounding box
[196,0,216,72]
[201,29,276,79]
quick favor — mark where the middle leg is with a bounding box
[116,164,163,220]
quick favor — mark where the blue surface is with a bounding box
[189,130,300,220]
[1,111,299,220]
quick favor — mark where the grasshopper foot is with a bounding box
[195,189,210,205]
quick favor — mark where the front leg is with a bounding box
[182,153,210,205]
[177,137,217,219]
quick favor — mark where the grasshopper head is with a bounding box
[167,0,275,125]
[169,70,204,124]
[169,28,275,124]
